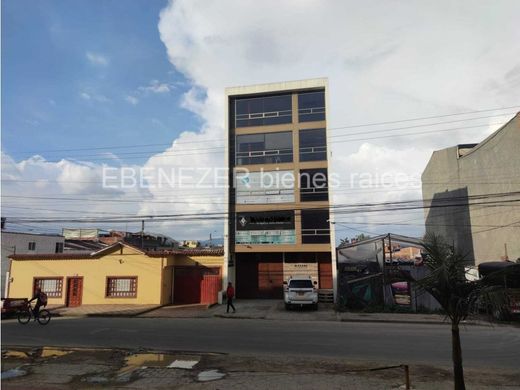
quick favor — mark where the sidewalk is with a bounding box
[142,300,453,325]
[51,304,161,317]
[46,301,515,327]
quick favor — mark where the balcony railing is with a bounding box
[236,148,293,165]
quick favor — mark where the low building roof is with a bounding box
[9,241,224,260]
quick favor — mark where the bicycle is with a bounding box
[17,302,51,325]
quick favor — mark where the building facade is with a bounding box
[224,79,337,301]
[8,242,224,306]
[1,231,65,297]
[422,113,520,264]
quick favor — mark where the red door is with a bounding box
[174,267,202,304]
[258,262,283,299]
[66,277,83,307]
[319,262,333,289]
[200,274,221,305]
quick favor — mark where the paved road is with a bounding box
[2,317,520,369]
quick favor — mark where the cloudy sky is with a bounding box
[2,0,520,241]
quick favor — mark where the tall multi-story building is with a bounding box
[224,78,337,302]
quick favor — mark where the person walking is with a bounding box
[226,282,236,313]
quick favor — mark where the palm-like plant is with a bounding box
[412,234,519,390]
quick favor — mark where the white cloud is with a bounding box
[138,79,171,94]
[86,51,109,66]
[154,0,520,238]
[80,91,111,103]
[5,1,520,241]
[125,95,139,105]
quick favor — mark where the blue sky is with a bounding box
[2,0,198,165]
[1,0,519,240]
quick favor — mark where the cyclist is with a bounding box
[29,287,46,319]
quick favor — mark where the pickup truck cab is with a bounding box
[1,298,28,318]
[284,277,318,310]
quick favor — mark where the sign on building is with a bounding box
[235,211,296,244]
[235,170,294,204]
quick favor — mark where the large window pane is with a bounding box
[300,168,328,202]
[299,128,327,161]
[235,94,292,127]
[301,209,330,244]
[298,91,325,122]
[236,131,293,165]
[265,132,292,149]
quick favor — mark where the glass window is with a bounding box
[34,278,63,298]
[300,168,328,202]
[298,91,325,122]
[236,131,293,165]
[106,277,137,298]
[299,128,327,161]
[288,279,314,288]
[301,209,330,244]
[55,242,64,253]
[235,94,292,127]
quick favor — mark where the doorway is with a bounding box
[66,277,83,307]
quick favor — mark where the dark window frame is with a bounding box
[301,209,331,244]
[299,128,327,162]
[298,91,326,122]
[236,131,293,165]
[33,277,64,298]
[105,276,138,298]
[300,168,329,202]
[28,242,36,251]
[234,94,293,128]
[55,242,64,253]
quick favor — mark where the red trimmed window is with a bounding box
[34,278,63,298]
[106,277,137,298]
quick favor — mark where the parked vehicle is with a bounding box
[478,261,520,320]
[284,277,318,310]
[1,298,28,318]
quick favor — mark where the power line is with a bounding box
[7,105,518,155]
[5,191,520,223]
[4,110,517,164]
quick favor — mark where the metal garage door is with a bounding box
[174,267,221,305]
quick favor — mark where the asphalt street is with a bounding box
[2,317,520,369]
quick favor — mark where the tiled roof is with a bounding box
[9,243,224,260]
[146,248,224,257]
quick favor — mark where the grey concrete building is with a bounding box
[422,113,520,265]
[1,230,65,297]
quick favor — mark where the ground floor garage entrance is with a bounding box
[235,252,333,299]
[173,266,221,305]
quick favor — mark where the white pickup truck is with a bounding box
[284,277,318,310]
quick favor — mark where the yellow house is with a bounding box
[7,242,224,307]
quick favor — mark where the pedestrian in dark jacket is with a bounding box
[226,282,236,313]
[29,287,44,318]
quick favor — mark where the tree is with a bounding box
[339,234,371,246]
[411,234,519,390]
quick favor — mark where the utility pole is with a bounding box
[209,232,212,248]
[141,220,145,249]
